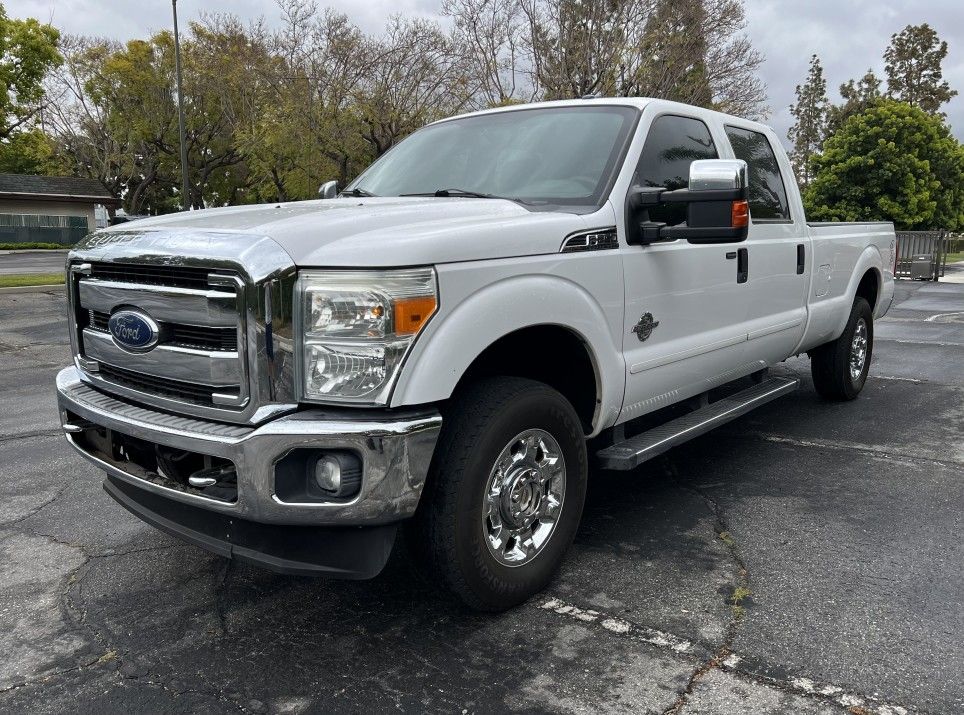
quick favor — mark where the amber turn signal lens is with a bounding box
[731,200,749,228]
[393,295,437,335]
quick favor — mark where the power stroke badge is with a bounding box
[632,312,660,342]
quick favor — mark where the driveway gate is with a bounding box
[895,231,948,281]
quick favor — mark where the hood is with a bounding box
[103,197,593,266]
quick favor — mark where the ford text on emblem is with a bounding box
[108,310,160,352]
[633,312,660,342]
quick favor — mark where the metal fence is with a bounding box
[894,230,948,281]
[0,213,90,246]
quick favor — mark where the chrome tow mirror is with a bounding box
[627,159,750,245]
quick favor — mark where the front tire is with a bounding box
[810,297,873,400]
[410,377,588,611]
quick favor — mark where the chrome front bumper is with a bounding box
[56,367,442,527]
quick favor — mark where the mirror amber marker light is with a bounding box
[732,200,750,228]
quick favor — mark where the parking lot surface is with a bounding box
[0,250,67,275]
[0,278,961,714]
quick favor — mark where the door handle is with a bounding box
[737,248,748,284]
[796,243,805,275]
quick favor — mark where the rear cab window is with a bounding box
[724,125,791,222]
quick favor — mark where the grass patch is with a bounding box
[727,585,752,619]
[0,242,68,250]
[0,273,65,288]
[944,251,964,264]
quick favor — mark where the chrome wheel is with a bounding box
[849,318,868,381]
[482,429,566,567]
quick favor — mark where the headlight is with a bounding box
[298,268,437,403]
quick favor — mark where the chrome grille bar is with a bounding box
[82,329,242,386]
[78,279,237,327]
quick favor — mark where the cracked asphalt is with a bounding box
[0,276,961,714]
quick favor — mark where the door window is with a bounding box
[724,126,791,221]
[633,115,718,225]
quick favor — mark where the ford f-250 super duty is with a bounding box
[57,98,895,610]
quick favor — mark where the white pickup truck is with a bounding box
[57,98,895,610]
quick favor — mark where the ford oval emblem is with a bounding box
[108,309,160,352]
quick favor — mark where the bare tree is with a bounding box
[44,35,139,200]
[627,0,766,118]
[354,16,475,157]
[443,0,535,106]
[518,0,653,99]
[446,0,767,118]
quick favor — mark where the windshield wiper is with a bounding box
[401,188,533,204]
[340,187,376,197]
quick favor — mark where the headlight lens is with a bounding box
[299,268,437,402]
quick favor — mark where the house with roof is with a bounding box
[0,174,121,246]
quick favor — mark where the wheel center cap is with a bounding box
[502,469,543,527]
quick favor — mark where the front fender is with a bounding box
[390,270,625,436]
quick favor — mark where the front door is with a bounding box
[619,113,753,423]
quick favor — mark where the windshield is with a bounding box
[348,105,639,210]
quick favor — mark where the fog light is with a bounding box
[314,456,342,493]
[307,452,362,498]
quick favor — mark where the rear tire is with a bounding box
[810,297,873,400]
[409,377,587,611]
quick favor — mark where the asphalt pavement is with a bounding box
[0,277,961,714]
[0,250,68,275]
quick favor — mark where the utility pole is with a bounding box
[172,0,190,210]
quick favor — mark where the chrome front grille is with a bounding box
[71,261,249,413]
[66,229,299,425]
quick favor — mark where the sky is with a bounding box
[5,0,964,144]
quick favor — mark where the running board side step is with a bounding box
[597,376,800,471]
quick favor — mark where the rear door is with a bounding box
[619,113,753,423]
[722,125,809,364]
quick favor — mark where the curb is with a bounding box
[0,284,65,294]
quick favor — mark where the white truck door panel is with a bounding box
[619,114,752,422]
[723,125,809,364]
[621,242,751,420]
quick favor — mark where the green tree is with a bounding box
[67,20,275,212]
[884,23,957,114]
[826,69,882,135]
[787,54,828,188]
[0,128,61,173]
[805,100,964,231]
[0,4,61,138]
[0,3,62,173]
